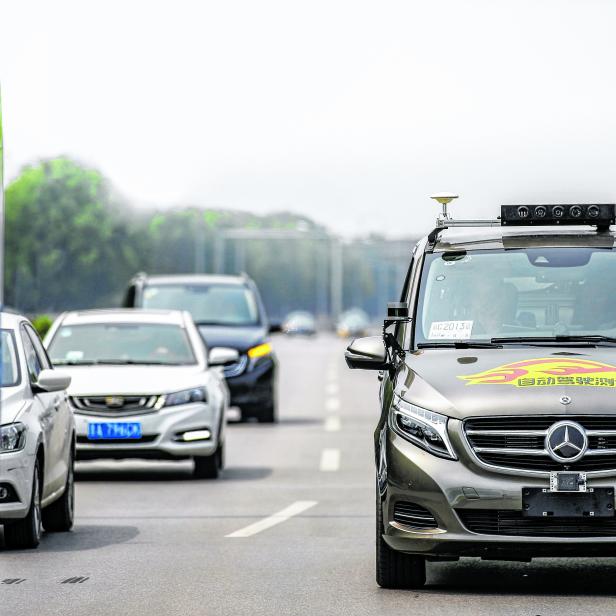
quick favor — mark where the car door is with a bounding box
[21,325,67,497]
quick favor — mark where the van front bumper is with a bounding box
[383,431,616,559]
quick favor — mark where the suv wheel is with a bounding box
[256,403,277,424]
[376,485,426,589]
[193,443,223,479]
[42,450,75,532]
[4,461,43,550]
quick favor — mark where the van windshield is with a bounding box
[142,284,260,326]
[416,247,616,344]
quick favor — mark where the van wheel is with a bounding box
[193,444,222,479]
[42,451,75,532]
[376,485,426,589]
[4,461,42,550]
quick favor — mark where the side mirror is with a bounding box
[268,322,282,334]
[345,336,389,371]
[209,347,240,367]
[35,369,71,393]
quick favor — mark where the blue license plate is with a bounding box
[87,422,142,440]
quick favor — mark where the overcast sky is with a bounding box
[2,0,616,237]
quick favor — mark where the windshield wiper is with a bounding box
[94,359,183,365]
[52,359,96,365]
[491,335,616,346]
[417,341,503,349]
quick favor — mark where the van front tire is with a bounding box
[376,485,426,589]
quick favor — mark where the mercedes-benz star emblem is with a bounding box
[560,395,572,405]
[545,421,587,463]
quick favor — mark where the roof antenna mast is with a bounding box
[430,192,458,222]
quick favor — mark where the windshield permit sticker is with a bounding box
[429,320,473,340]
[66,350,84,361]
[460,358,616,387]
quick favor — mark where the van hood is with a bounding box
[62,365,207,396]
[0,387,28,424]
[197,325,267,353]
[398,347,616,420]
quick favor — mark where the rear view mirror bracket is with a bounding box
[383,302,411,362]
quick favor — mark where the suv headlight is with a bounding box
[390,397,456,460]
[162,387,208,408]
[0,423,27,453]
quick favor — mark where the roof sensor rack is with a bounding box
[501,204,615,230]
[427,195,615,244]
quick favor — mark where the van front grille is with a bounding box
[464,415,616,473]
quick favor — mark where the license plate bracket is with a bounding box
[523,486,615,518]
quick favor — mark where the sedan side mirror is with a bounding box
[345,336,389,371]
[209,347,240,367]
[35,369,71,393]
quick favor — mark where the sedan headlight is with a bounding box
[390,397,456,459]
[162,387,208,408]
[0,423,27,453]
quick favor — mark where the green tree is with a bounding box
[4,158,143,312]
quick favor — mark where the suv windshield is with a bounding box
[142,284,260,326]
[48,323,197,365]
[1,330,20,386]
[416,247,616,344]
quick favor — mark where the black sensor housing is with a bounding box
[501,204,615,229]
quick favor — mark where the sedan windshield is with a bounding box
[48,323,197,365]
[142,284,260,326]
[1,330,20,386]
[416,247,616,344]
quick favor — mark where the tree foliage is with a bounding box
[5,158,414,320]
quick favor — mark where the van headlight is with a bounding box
[390,397,456,460]
[0,423,27,453]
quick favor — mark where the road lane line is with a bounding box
[324,416,341,432]
[320,448,340,472]
[326,382,339,396]
[325,397,340,412]
[225,501,318,538]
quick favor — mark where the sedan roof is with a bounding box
[59,309,189,327]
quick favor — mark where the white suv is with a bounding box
[0,312,74,549]
[45,309,230,479]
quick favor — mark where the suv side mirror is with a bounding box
[209,347,240,367]
[345,336,389,371]
[268,322,282,334]
[35,369,71,393]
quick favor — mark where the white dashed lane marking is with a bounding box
[319,449,341,472]
[324,416,341,432]
[225,501,318,538]
[325,397,340,412]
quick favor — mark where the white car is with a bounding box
[0,312,74,549]
[44,309,231,479]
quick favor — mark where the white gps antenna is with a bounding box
[430,192,458,220]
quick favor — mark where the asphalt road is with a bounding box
[2,334,616,615]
